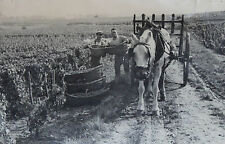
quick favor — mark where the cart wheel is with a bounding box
[183,33,190,86]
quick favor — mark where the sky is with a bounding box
[0,0,225,18]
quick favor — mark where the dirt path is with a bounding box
[17,38,225,144]
[165,62,225,144]
[87,61,225,144]
[96,116,171,144]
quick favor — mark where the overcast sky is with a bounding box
[0,0,225,18]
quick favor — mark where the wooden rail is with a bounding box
[133,13,185,56]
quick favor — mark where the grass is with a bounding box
[63,115,111,144]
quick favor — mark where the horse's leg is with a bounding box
[137,80,145,111]
[159,57,170,101]
[159,67,166,101]
[130,59,135,86]
[114,55,122,83]
[123,53,130,85]
[147,73,153,96]
[152,65,162,116]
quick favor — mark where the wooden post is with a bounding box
[136,23,140,33]
[179,15,184,56]
[45,73,49,98]
[133,14,136,34]
[28,72,33,104]
[142,14,145,27]
[152,14,155,22]
[183,32,190,85]
[185,33,190,60]
[62,74,65,96]
[52,70,55,85]
[162,14,165,28]
[171,14,175,34]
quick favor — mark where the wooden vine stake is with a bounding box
[28,72,33,104]
[52,69,56,96]
[52,70,55,85]
[45,73,49,98]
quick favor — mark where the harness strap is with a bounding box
[133,42,152,68]
[133,42,150,48]
[156,32,171,55]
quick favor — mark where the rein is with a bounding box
[155,30,175,71]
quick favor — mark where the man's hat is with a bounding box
[96,31,103,35]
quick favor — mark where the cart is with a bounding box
[133,14,191,86]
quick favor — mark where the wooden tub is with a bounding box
[63,64,109,106]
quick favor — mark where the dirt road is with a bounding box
[82,62,225,144]
[18,39,225,144]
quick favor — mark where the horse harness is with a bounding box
[132,42,152,80]
[130,29,174,80]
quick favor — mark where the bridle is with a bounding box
[131,42,152,80]
[130,29,172,81]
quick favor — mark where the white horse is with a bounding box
[129,28,172,115]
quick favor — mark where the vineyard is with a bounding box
[0,34,92,143]
[1,16,225,143]
[0,21,133,143]
[189,22,225,54]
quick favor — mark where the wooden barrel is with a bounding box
[64,65,103,84]
[64,64,109,107]
[90,44,127,57]
[90,45,107,57]
[65,87,110,106]
[66,76,106,94]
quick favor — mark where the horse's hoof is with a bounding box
[137,104,145,111]
[152,110,160,116]
[137,109,145,116]
[137,109,142,113]
[137,106,145,111]
[159,97,166,102]
[159,93,166,102]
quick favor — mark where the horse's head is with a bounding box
[129,29,156,80]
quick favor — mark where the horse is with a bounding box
[129,27,172,116]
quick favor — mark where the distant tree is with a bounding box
[22,26,27,30]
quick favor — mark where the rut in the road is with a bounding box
[97,83,176,144]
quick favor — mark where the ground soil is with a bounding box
[16,37,225,144]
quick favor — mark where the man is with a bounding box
[94,31,108,46]
[91,31,108,67]
[109,28,129,83]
